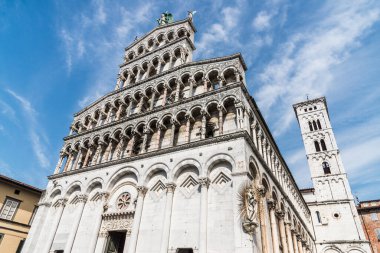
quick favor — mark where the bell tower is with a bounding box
[293,97,370,253]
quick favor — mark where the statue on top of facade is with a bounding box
[157,11,174,26]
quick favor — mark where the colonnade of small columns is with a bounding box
[56,98,245,174]
[70,68,240,136]
[116,46,190,90]
[254,180,314,253]
[249,116,310,220]
[124,27,191,63]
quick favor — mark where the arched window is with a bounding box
[322,161,331,174]
[308,122,313,131]
[314,141,321,152]
[317,119,322,129]
[320,139,327,151]
[312,121,318,131]
[316,211,322,223]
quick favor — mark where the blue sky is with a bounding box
[0,0,379,201]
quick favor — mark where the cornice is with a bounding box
[73,53,247,117]
[50,131,248,180]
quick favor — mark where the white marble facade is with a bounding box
[22,14,366,253]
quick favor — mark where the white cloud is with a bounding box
[6,89,51,168]
[255,1,380,136]
[196,4,242,57]
[253,11,273,31]
[58,1,155,108]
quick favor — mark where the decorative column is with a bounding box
[199,177,210,253]
[96,142,106,164]
[292,229,299,253]
[83,146,94,167]
[116,104,124,120]
[170,119,177,147]
[201,111,207,139]
[162,85,168,106]
[251,120,258,147]
[115,76,122,90]
[185,115,191,143]
[257,186,269,253]
[141,128,149,153]
[74,148,84,170]
[68,151,77,171]
[159,183,176,253]
[217,105,224,135]
[236,105,244,129]
[63,152,72,172]
[297,235,303,253]
[268,198,280,253]
[203,77,208,93]
[88,192,109,253]
[127,186,147,253]
[302,241,307,253]
[64,194,88,253]
[104,140,113,162]
[234,70,240,83]
[54,153,64,174]
[42,198,67,253]
[174,80,181,102]
[156,125,162,150]
[285,221,295,253]
[150,90,157,110]
[137,95,146,113]
[278,210,289,253]
[188,78,195,97]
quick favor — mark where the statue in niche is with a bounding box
[238,182,258,235]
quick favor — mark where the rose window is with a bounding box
[117,192,131,210]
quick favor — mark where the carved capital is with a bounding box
[77,194,88,203]
[165,182,176,193]
[137,186,148,196]
[276,209,285,219]
[198,177,210,188]
[267,198,276,210]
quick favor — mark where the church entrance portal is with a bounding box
[105,231,126,253]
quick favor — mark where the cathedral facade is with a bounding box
[22,14,369,253]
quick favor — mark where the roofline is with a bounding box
[72,53,247,118]
[300,188,315,193]
[292,96,329,121]
[0,174,43,193]
[124,18,196,52]
[359,199,380,203]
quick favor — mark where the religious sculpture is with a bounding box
[157,12,174,26]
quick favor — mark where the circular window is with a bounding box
[333,212,340,219]
[117,192,131,210]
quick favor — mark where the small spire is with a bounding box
[306,94,309,101]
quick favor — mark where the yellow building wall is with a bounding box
[0,179,41,253]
